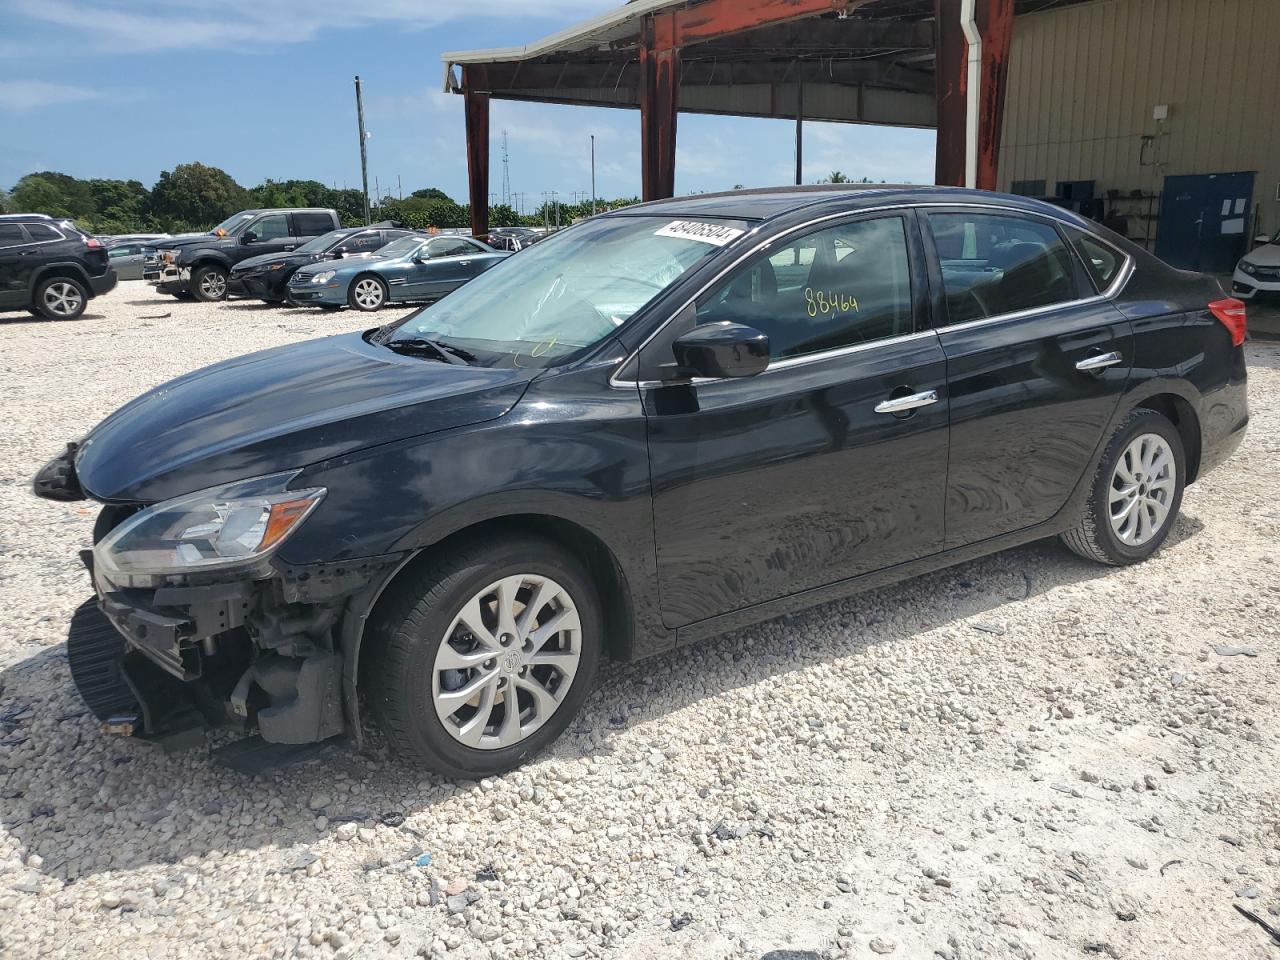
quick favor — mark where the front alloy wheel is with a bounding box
[191,265,229,302]
[35,277,87,320]
[433,574,582,750]
[349,276,387,311]
[367,535,601,778]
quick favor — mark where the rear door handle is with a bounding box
[1075,351,1123,372]
[874,389,939,415]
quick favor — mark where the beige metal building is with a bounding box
[997,0,1280,272]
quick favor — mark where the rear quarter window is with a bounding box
[1065,226,1124,292]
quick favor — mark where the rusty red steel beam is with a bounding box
[976,0,1014,191]
[933,0,966,187]
[462,64,491,238]
[640,12,680,200]
[670,0,860,47]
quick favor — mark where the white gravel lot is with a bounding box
[0,282,1277,960]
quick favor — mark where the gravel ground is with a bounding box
[1,282,1277,960]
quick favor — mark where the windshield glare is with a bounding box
[210,213,254,236]
[378,237,426,259]
[294,231,349,255]
[388,215,752,368]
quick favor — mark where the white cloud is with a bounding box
[0,81,104,111]
[4,0,613,53]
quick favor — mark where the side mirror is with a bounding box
[241,231,257,244]
[1256,234,1272,246]
[331,247,348,258]
[672,322,770,380]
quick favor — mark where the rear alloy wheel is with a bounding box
[367,536,601,777]
[348,275,388,311]
[1061,409,1185,565]
[191,265,229,302]
[34,276,88,320]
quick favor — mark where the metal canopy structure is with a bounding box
[443,0,1081,236]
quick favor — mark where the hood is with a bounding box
[233,250,316,274]
[76,333,537,503]
[1242,242,1280,268]
[156,233,230,250]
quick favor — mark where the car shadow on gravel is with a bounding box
[0,313,105,326]
[0,513,1205,880]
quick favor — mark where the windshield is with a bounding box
[210,212,255,237]
[292,230,348,254]
[387,215,752,368]
[377,236,427,260]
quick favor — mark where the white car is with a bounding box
[1233,229,1280,300]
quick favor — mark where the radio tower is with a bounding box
[500,130,512,209]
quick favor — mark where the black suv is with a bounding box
[34,187,1248,778]
[147,208,340,302]
[0,214,116,320]
[231,222,418,304]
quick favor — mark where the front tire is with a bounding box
[367,536,601,778]
[190,265,229,302]
[34,276,88,320]
[348,275,388,312]
[1061,408,1186,565]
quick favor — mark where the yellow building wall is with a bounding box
[999,0,1280,244]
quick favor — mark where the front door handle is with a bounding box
[1075,351,1123,372]
[459,260,471,266]
[874,389,939,415]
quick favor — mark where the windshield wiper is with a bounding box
[383,337,477,365]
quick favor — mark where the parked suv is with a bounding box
[0,213,116,320]
[147,208,340,302]
[33,187,1248,777]
[231,222,418,304]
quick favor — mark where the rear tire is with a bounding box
[190,265,229,302]
[366,535,601,778]
[348,275,388,312]
[34,276,88,320]
[1061,408,1186,565]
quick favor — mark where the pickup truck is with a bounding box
[146,208,340,301]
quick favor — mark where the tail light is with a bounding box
[84,236,103,249]
[1209,297,1247,347]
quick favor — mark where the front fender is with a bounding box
[179,248,234,271]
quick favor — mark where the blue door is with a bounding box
[1156,172,1255,273]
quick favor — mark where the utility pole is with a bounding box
[501,130,512,209]
[355,75,371,225]
[397,174,402,200]
[591,135,597,216]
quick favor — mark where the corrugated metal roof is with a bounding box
[442,0,684,68]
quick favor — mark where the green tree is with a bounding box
[825,171,851,184]
[410,187,452,202]
[12,173,90,219]
[149,162,252,230]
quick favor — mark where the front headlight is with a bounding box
[94,472,325,581]
[312,271,336,284]
[1239,261,1257,275]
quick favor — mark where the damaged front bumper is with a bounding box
[67,528,402,756]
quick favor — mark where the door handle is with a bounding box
[874,389,939,415]
[1075,351,1123,372]
[459,260,471,266]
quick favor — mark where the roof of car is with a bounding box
[0,212,57,221]
[607,185,1086,226]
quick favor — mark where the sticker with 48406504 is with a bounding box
[805,288,860,319]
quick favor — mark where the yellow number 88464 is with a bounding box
[804,288,859,319]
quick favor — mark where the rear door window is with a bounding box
[926,212,1089,325]
[24,223,63,242]
[294,212,335,236]
[0,224,29,247]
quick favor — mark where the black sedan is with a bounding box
[35,186,1248,777]
[231,223,419,303]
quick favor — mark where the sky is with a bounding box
[0,0,937,210]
